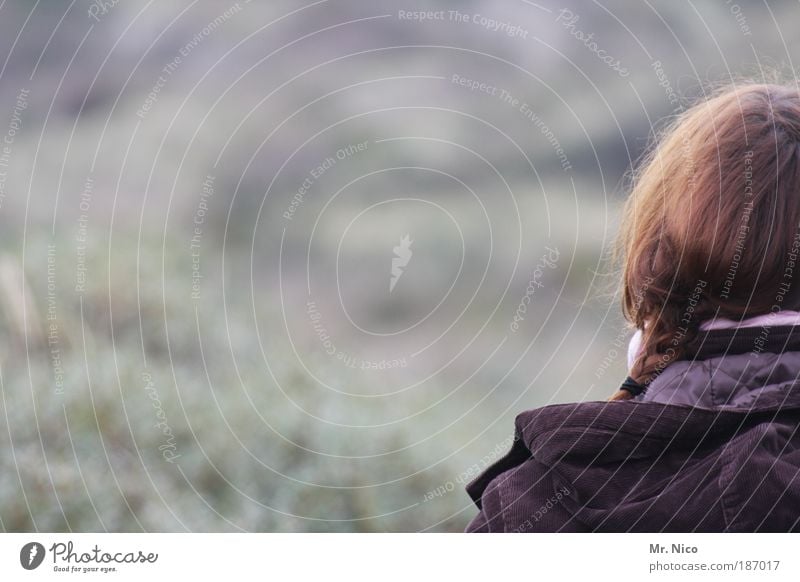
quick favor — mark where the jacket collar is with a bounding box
[683,324,800,359]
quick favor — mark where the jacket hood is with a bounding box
[467,326,800,531]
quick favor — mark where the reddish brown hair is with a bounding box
[611,83,800,400]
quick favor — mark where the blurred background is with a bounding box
[0,0,797,532]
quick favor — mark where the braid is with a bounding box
[609,297,704,401]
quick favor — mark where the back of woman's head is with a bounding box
[613,83,800,400]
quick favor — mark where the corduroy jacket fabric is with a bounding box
[465,326,800,532]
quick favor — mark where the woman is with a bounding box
[466,83,800,532]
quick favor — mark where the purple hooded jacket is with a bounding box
[465,326,800,532]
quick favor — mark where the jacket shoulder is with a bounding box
[466,457,586,532]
